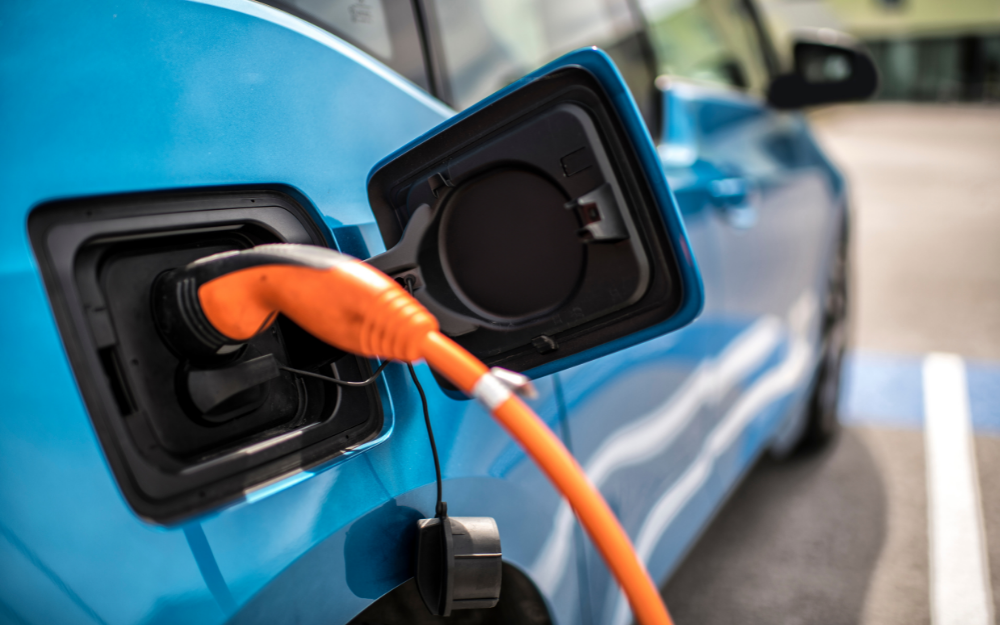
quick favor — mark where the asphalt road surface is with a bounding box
[661,104,1000,625]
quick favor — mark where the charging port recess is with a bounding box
[30,189,384,523]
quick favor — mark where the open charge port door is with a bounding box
[367,51,702,387]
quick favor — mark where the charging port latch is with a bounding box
[565,183,628,243]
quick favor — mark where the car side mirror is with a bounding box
[768,29,879,109]
[366,48,703,389]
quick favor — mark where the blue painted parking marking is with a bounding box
[967,360,1000,435]
[840,350,1000,433]
[840,351,925,428]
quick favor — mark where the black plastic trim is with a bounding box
[29,188,383,523]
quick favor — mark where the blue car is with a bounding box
[1,1,875,623]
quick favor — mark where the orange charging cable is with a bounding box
[191,245,673,625]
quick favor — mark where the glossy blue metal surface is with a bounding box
[0,2,845,624]
[0,2,596,623]
[2,1,451,623]
[560,81,846,625]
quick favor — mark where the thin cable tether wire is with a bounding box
[279,360,390,387]
[282,356,444,516]
[398,275,446,518]
[408,362,445,518]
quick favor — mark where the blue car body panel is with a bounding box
[0,1,845,624]
[532,83,847,624]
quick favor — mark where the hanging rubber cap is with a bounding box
[414,514,502,616]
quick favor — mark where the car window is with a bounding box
[426,0,659,132]
[428,0,550,110]
[261,0,431,91]
[708,0,773,92]
[639,0,748,89]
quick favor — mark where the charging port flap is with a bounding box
[367,48,703,387]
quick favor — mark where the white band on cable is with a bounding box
[472,372,513,410]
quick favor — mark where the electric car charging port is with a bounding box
[30,190,383,522]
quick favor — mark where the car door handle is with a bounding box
[709,177,749,205]
[709,177,758,229]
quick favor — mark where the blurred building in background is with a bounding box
[761,0,1000,101]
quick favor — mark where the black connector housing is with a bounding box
[415,514,502,616]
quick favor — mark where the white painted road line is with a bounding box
[923,352,994,625]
